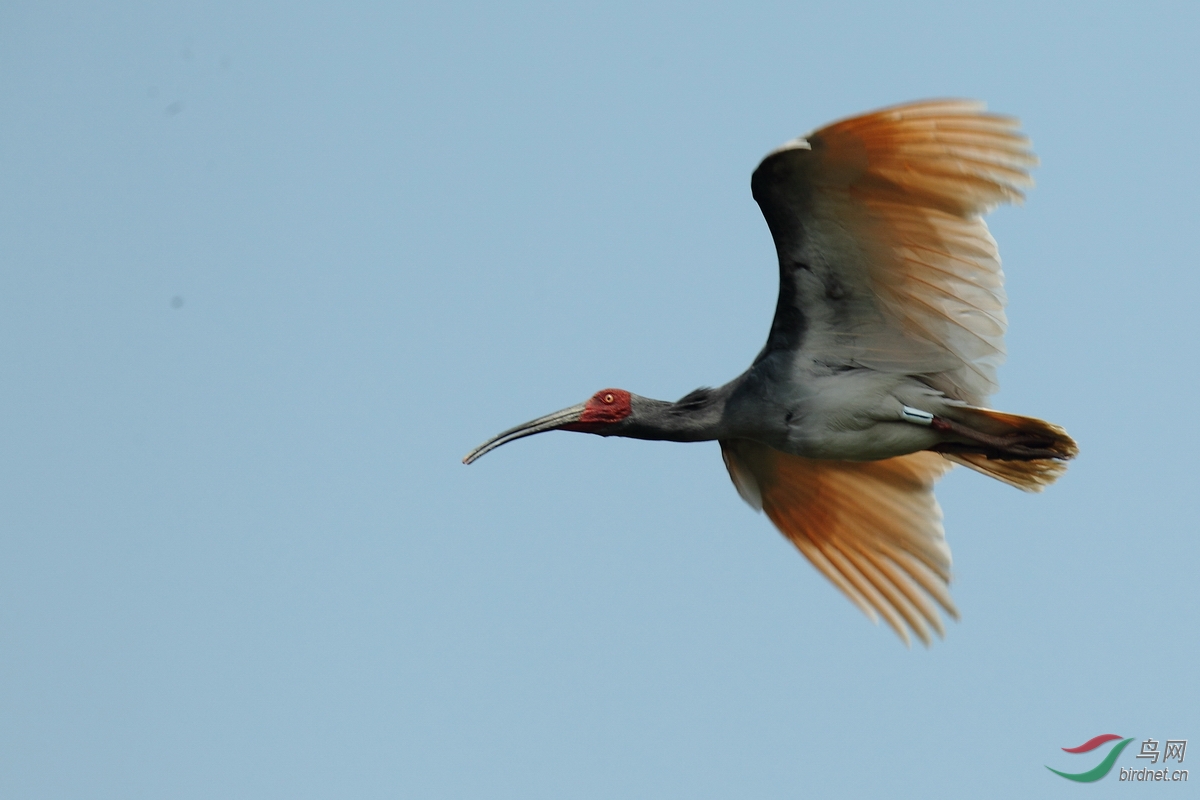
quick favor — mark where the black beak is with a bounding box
[462,402,588,464]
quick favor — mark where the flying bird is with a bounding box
[464,100,1077,646]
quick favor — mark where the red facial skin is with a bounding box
[560,389,632,432]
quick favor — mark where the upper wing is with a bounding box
[751,100,1036,405]
[721,438,957,646]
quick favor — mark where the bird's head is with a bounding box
[462,389,634,464]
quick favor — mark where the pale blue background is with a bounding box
[1,2,1196,797]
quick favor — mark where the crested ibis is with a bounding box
[464,100,1077,646]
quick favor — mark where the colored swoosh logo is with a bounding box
[1062,733,1123,753]
[1047,737,1134,782]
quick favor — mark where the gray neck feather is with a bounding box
[604,385,735,443]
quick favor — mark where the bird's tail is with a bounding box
[932,406,1078,492]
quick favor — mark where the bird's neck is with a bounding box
[608,386,732,443]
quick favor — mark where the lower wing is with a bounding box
[721,440,957,646]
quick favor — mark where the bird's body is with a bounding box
[727,361,950,461]
[599,366,949,460]
[465,100,1077,645]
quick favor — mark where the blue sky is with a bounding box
[1,2,1197,797]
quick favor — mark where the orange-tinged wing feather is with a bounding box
[720,439,957,646]
[754,99,1036,405]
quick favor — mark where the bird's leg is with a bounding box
[927,415,1064,460]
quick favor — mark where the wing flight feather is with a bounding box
[720,439,957,646]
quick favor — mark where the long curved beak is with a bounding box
[462,402,587,464]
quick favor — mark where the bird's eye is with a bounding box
[603,393,615,404]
